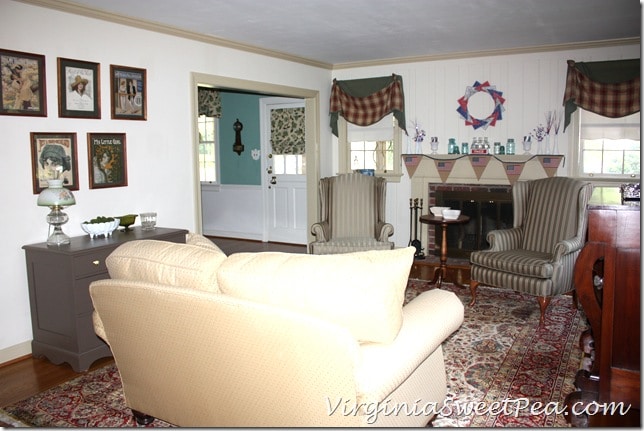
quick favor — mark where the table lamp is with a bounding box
[37,179,76,246]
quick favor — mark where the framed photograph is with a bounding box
[0,49,47,117]
[87,133,128,189]
[57,57,100,118]
[30,132,79,194]
[110,65,147,120]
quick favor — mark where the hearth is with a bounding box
[428,183,513,258]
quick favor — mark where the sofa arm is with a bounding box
[486,226,523,251]
[311,221,330,242]
[355,289,464,403]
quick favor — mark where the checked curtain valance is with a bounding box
[329,74,407,137]
[562,59,640,131]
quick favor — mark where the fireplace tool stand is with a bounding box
[408,198,425,260]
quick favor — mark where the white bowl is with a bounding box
[442,209,461,220]
[81,218,120,238]
[430,206,450,217]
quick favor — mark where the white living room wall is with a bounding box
[0,0,638,364]
[0,0,332,362]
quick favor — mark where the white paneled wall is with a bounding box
[332,43,640,250]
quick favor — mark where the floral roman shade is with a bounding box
[271,107,305,155]
[329,74,406,137]
[198,87,222,118]
[562,59,640,131]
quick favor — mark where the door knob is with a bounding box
[270,176,277,185]
[267,166,273,174]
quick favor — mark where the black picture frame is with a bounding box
[0,49,47,117]
[110,64,147,120]
[87,133,128,189]
[58,57,100,119]
[30,132,79,194]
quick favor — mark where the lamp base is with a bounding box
[47,228,71,246]
[46,207,71,246]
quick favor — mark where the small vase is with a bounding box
[544,135,551,154]
[552,135,559,154]
[522,141,532,154]
[415,140,422,154]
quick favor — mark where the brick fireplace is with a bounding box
[426,183,513,258]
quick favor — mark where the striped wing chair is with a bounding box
[469,176,593,325]
[309,173,394,254]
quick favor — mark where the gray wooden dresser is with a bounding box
[23,227,188,372]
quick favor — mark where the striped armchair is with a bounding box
[469,176,593,325]
[309,173,394,254]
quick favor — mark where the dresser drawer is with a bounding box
[73,249,112,279]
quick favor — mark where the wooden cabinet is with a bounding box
[23,227,188,372]
[566,206,640,426]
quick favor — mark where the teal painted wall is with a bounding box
[219,92,263,185]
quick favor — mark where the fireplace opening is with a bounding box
[429,184,513,259]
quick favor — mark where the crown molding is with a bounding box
[14,0,639,71]
[332,38,641,70]
[14,0,334,70]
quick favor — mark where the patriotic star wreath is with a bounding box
[456,80,506,130]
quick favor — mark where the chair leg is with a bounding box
[537,296,551,326]
[132,410,155,426]
[469,280,479,306]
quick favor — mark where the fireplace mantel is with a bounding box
[405,153,565,256]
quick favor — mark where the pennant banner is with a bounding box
[434,159,455,182]
[502,163,524,185]
[403,155,423,178]
[537,155,564,177]
[469,155,493,180]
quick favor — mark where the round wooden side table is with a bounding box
[419,214,471,288]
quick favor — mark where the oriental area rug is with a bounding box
[0,281,585,428]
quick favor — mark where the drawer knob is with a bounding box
[92,260,100,266]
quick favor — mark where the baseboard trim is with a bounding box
[0,341,32,366]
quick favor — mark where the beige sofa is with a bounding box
[89,234,464,427]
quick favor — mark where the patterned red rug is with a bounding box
[1,280,585,427]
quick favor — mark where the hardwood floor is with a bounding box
[0,237,306,410]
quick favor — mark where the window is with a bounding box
[339,114,402,180]
[272,154,304,175]
[575,110,640,180]
[198,114,218,182]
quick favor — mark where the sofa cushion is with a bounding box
[106,239,227,292]
[217,246,415,343]
[186,232,225,253]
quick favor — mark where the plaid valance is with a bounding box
[198,87,222,118]
[329,74,406,137]
[563,59,640,131]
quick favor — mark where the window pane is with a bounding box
[579,111,640,178]
[198,115,217,182]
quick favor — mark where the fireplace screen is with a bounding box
[434,188,513,258]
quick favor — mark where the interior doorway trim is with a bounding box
[191,73,320,244]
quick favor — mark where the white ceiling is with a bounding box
[36,0,642,66]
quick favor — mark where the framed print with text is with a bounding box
[57,57,100,118]
[88,133,128,189]
[30,132,79,194]
[0,49,47,117]
[110,65,147,120]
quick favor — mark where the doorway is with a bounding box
[191,73,319,245]
[260,97,307,244]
